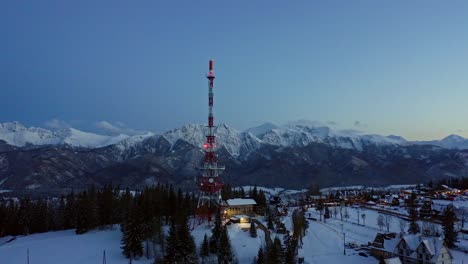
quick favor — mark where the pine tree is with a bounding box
[250,221,257,238]
[121,208,144,259]
[176,215,198,263]
[210,210,223,254]
[283,232,297,264]
[254,247,265,264]
[98,185,114,228]
[75,192,89,234]
[217,225,235,264]
[164,220,179,263]
[408,207,420,234]
[266,208,274,230]
[63,192,76,230]
[442,204,458,248]
[18,198,32,235]
[200,234,210,263]
[266,237,283,264]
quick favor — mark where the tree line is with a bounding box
[0,184,270,263]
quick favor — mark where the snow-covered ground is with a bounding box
[2,208,466,263]
[0,227,153,264]
[0,223,265,264]
[299,220,377,264]
[192,222,265,263]
[306,207,468,263]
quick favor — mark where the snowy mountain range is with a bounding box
[2,120,468,191]
[1,121,468,155]
[0,122,129,148]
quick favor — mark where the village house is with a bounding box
[370,233,453,264]
[224,198,257,219]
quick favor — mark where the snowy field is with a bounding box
[193,222,265,263]
[299,220,377,264]
[1,208,467,263]
[0,223,265,264]
[0,227,153,264]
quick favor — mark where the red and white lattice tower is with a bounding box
[195,59,225,224]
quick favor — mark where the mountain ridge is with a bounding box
[2,121,468,156]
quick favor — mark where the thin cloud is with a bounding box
[44,119,71,129]
[95,120,143,135]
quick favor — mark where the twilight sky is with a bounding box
[1,1,468,140]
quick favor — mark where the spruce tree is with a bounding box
[121,208,144,259]
[164,219,180,263]
[254,247,265,264]
[408,207,420,234]
[217,225,235,264]
[210,210,223,254]
[75,192,89,234]
[63,192,76,230]
[177,215,198,263]
[442,204,458,248]
[266,237,283,264]
[200,234,210,263]
[283,232,297,264]
[250,221,257,238]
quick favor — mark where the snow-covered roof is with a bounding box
[384,257,402,264]
[226,198,257,206]
[381,234,447,263]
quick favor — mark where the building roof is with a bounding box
[226,198,257,206]
[384,257,402,264]
[378,234,449,263]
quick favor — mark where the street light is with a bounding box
[340,223,345,255]
[343,232,346,255]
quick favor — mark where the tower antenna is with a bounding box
[194,59,225,227]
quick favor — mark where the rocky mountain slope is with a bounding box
[0,121,468,192]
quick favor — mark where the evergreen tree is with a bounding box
[210,210,223,254]
[217,225,235,264]
[75,192,90,234]
[200,234,210,263]
[250,221,257,238]
[121,208,144,259]
[283,232,297,264]
[0,202,6,236]
[266,208,275,230]
[164,220,179,263]
[408,207,420,234]
[98,185,114,228]
[63,192,76,230]
[256,191,267,215]
[18,198,32,235]
[177,215,198,263]
[442,204,458,248]
[254,247,265,264]
[266,237,283,264]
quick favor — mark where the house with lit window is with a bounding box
[224,198,256,220]
[370,233,453,264]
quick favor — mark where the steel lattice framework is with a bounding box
[195,60,225,223]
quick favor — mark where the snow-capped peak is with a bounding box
[413,134,468,150]
[245,122,278,137]
[162,123,257,157]
[0,122,132,148]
